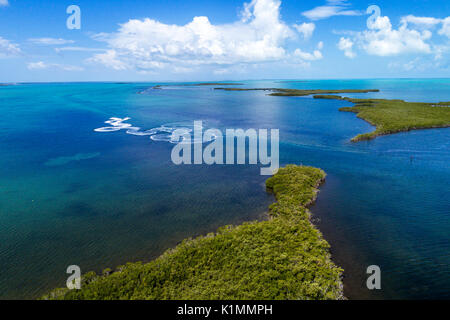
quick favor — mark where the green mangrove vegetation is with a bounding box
[214,87,379,96]
[313,95,450,142]
[43,165,343,300]
[195,82,244,86]
[215,87,450,142]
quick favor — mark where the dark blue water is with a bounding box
[0,79,449,299]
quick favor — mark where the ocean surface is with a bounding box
[0,79,449,299]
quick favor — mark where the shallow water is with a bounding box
[0,79,449,299]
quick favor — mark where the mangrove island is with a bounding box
[43,165,344,300]
[215,87,450,142]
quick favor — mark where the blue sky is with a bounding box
[0,0,449,82]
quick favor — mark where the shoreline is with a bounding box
[211,86,450,142]
[312,95,450,141]
[44,165,344,300]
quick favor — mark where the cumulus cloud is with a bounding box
[362,13,450,67]
[400,15,450,39]
[27,61,84,71]
[337,37,355,58]
[89,0,319,72]
[361,15,433,56]
[302,0,362,21]
[338,12,446,58]
[0,37,21,57]
[439,17,450,38]
[28,38,75,45]
[0,0,9,7]
[294,48,323,61]
[293,22,315,40]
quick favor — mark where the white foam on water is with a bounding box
[150,126,175,133]
[94,127,122,132]
[150,133,174,142]
[96,117,133,132]
[126,127,159,136]
[95,117,218,145]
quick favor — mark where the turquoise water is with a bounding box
[0,79,449,299]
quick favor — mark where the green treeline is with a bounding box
[214,87,379,96]
[214,86,450,142]
[43,165,343,300]
[313,95,450,141]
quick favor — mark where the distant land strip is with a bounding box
[214,87,450,142]
[214,87,380,96]
[137,82,244,93]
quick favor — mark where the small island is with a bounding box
[313,95,450,142]
[216,87,450,142]
[43,165,343,300]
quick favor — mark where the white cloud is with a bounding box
[214,68,231,75]
[27,61,47,70]
[433,44,450,61]
[0,0,9,7]
[28,38,75,45]
[388,59,423,72]
[27,61,84,71]
[339,13,440,58]
[400,15,442,28]
[293,41,324,62]
[293,22,315,40]
[0,37,21,57]
[294,46,323,61]
[89,50,139,70]
[89,0,319,72]
[439,17,450,38]
[361,15,432,56]
[55,47,107,53]
[403,58,420,71]
[302,0,362,21]
[400,15,450,39]
[337,37,356,58]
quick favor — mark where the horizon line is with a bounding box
[2,77,450,85]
